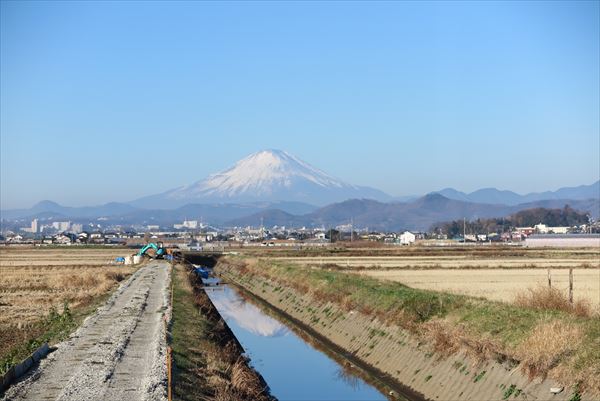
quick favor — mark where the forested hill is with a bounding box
[432,206,590,237]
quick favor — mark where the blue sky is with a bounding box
[1,1,598,209]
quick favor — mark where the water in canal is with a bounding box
[206,285,390,401]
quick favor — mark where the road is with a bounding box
[2,261,170,401]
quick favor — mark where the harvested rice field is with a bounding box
[272,255,600,269]
[358,268,600,307]
[270,246,600,308]
[0,246,127,266]
[0,246,138,371]
[0,247,135,327]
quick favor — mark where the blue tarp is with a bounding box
[193,266,210,279]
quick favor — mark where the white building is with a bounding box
[54,234,72,245]
[7,234,24,242]
[174,220,200,230]
[52,221,71,232]
[195,233,214,242]
[183,220,199,229]
[22,219,39,233]
[534,224,569,234]
[315,232,326,240]
[70,224,83,234]
[399,231,416,245]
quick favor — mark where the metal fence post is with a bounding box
[569,268,573,304]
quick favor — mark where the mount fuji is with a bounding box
[131,149,391,208]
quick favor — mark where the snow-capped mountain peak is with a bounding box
[200,149,350,194]
[134,149,390,207]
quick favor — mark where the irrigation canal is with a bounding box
[205,283,394,401]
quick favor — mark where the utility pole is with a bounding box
[260,217,264,239]
[463,217,466,241]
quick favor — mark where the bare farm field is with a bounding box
[273,247,600,308]
[0,246,137,374]
[273,254,600,270]
[359,268,600,307]
[0,246,126,267]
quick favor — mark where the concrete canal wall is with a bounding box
[216,261,579,401]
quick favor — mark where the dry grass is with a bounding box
[422,320,505,364]
[0,247,126,266]
[222,255,600,395]
[272,250,600,270]
[0,264,136,328]
[517,320,582,379]
[515,286,593,317]
[240,244,600,259]
[0,248,137,365]
[422,320,463,357]
[360,268,600,307]
[231,356,268,397]
[276,247,600,308]
[171,264,273,401]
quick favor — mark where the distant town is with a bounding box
[2,213,598,249]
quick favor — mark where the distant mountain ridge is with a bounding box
[2,195,598,232]
[131,149,391,208]
[225,195,600,231]
[1,148,597,230]
[0,200,318,223]
[434,181,599,206]
[0,200,139,220]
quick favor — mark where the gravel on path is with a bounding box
[2,261,171,401]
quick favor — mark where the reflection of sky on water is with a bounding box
[201,277,221,286]
[209,287,289,337]
[206,286,388,401]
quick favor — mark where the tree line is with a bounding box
[431,206,590,237]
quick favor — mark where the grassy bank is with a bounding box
[170,263,274,401]
[224,256,600,395]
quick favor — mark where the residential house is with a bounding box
[399,231,416,245]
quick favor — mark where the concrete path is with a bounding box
[2,261,170,401]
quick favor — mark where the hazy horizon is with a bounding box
[1,1,599,209]
[2,147,598,210]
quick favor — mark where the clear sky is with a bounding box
[1,1,599,209]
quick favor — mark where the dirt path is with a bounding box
[2,261,170,401]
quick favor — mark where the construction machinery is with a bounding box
[137,242,165,259]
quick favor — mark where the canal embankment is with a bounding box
[169,263,274,401]
[206,284,393,400]
[215,256,599,401]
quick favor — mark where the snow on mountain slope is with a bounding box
[131,150,390,208]
[176,149,350,197]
